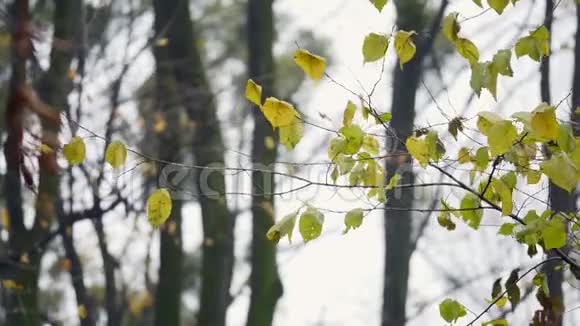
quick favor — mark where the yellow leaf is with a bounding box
[406,136,429,167]
[63,136,86,165]
[155,38,169,47]
[488,0,510,15]
[362,135,380,155]
[78,305,87,320]
[2,279,23,290]
[279,116,304,150]
[343,101,356,127]
[394,31,417,68]
[526,169,541,185]
[153,112,167,134]
[39,144,54,154]
[293,48,326,80]
[362,33,389,63]
[245,79,263,107]
[1,208,9,231]
[457,148,471,164]
[261,97,298,129]
[264,136,275,150]
[267,211,298,243]
[531,103,559,140]
[369,0,387,12]
[455,38,479,65]
[129,291,153,316]
[67,69,77,81]
[541,152,578,192]
[105,140,127,169]
[477,112,517,156]
[442,12,460,42]
[147,188,172,228]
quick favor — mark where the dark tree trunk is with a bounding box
[246,1,283,326]
[3,0,82,324]
[152,1,234,325]
[152,28,184,326]
[382,1,447,325]
[539,2,567,325]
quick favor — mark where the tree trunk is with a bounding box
[3,0,82,324]
[539,1,567,325]
[245,1,283,326]
[382,1,446,325]
[3,1,36,324]
[152,2,234,325]
[152,31,184,326]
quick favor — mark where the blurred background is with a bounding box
[0,0,579,325]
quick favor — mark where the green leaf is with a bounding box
[470,62,499,98]
[448,117,463,140]
[344,208,364,233]
[531,25,550,56]
[336,155,355,175]
[331,166,339,183]
[477,113,517,156]
[455,38,479,65]
[526,169,541,185]
[502,172,517,189]
[540,152,578,192]
[394,30,417,68]
[482,319,508,326]
[376,112,392,124]
[340,125,365,155]
[460,193,483,229]
[491,277,503,298]
[474,147,490,171]
[438,210,456,231]
[488,0,510,14]
[425,131,446,162]
[515,36,540,61]
[558,123,575,153]
[439,298,467,324]
[343,101,356,127]
[328,137,346,161]
[491,49,513,77]
[492,178,513,216]
[542,217,566,249]
[266,211,298,243]
[279,116,304,150]
[386,173,401,190]
[531,103,559,141]
[470,61,487,96]
[473,0,483,7]
[362,135,380,155]
[498,223,517,236]
[299,207,324,242]
[442,12,460,42]
[369,0,387,12]
[362,33,389,63]
[515,26,550,61]
[505,269,521,309]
